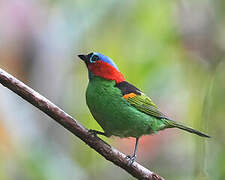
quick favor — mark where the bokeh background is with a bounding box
[0,0,225,179]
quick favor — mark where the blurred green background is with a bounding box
[0,0,225,179]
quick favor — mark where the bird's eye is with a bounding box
[90,55,99,63]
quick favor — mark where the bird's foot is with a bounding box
[126,154,137,166]
[89,129,106,136]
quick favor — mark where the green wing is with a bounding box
[115,81,167,119]
[125,92,167,119]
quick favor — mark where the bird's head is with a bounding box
[78,52,125,83]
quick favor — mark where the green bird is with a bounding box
[78,52,210,164]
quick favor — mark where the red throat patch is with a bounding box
[88,61,125,83]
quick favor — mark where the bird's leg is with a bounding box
[89,129,107,136]
[127,137,139,165]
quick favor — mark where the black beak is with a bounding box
[78,54,88,62]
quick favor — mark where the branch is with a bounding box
[0,68,164,180]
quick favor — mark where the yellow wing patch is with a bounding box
[123,93,137,99]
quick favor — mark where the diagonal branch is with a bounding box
[0,68,164,180]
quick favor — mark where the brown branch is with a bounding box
[0,68,165,180]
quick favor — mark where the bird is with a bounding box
[78,52,210,165]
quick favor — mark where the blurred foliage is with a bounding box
[0,0,225,180]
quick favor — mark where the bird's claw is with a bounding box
[126,154,136,165]
[88,129,106,136]
[88,129,98,136]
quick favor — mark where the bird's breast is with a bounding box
[85,77,153,138]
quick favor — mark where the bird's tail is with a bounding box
[166,120,210,138]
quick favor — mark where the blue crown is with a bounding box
[92,52,119,71]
